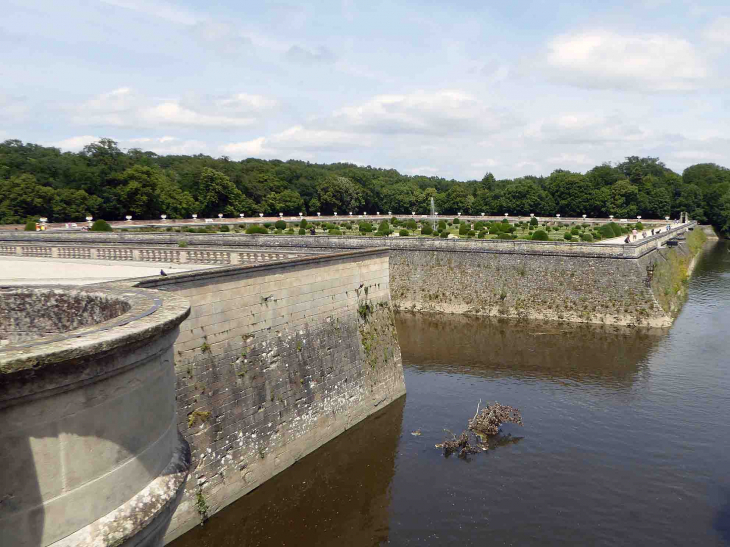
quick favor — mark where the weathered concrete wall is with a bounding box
[0,286,191,547]
[389,249,671,326]
[133,249,406,543]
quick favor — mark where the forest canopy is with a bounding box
[1,138,729,235]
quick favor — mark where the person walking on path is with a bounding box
[642,230,647,238]
[632,228,638,241]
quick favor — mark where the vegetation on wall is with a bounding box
[1,138,729,235]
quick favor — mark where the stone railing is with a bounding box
[0,242,315,265]
[0,222,695,261]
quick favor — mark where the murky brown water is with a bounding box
[171,242,730,547]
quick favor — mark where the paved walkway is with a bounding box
[0,257,215,285]
[596,224,683,245]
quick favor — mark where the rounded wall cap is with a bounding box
[0,285,190,402]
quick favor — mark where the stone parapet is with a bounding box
[0,285,191,547]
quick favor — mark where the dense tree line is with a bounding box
[1,138,728,235]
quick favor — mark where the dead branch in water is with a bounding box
[468,401,523,437]
[436,401,524,458]
[435,430,482,457]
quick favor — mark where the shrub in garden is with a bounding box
[90,219,113,232]
[570,226,580,235]
[531,229,549,241]
[24,220,37,231]
[453,218,460,224]
[286,228,294,234]
[391,216,399,225]
[440,230,449,238]
[300,218,308,229]
[597,224,615,238]
[359,222,373,233]
[438,220,447,231]
[378,220,389,232]
[219,225,230,232]
[563,232,572,240]
[246,225,268,234]
[399,229,409,236]
[502,218,509,224]
[489,223,502,234]
[406,219,417,230]
[274,219,286,230]
[478,230,486,239]
[635,221,643,230]
[459,223,469,235]
[530,217,538,226]
[299,228,306,235]
[421,224,433,235]
[497,233,514,239]
[328,228,342,235]
[467,230,475,237]
[580,233,594,242]
[474,221,484,231]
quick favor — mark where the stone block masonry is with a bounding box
[133,249,406,543]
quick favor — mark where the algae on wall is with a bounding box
[651,228,708,316]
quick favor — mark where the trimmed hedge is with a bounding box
[580,233,594,242]
[299,228,306,235]
[531,229,549,241]
[439,230,449,238]
[399,229,409,236]
[421,224,433,235]
[274,219,286,230]
[24,220,37,231]
[90,219,113,232]
[245,225,268,234]
[458,223,469,235]
[328,228,342,235]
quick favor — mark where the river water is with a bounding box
[171,242,730,547]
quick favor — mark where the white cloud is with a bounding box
[48,135,100,151]
[0,94,29,121]
[189,21,253,55]
[704,16,730,45]
[70,88,276,129]
[328,90,516,135]
[406,166,440,175]
[547,153,596,166]
[285,45,336,64]
[222,126,371,159]
[524,113,651,144]
[99,0,198,25]
[545,31,708,91]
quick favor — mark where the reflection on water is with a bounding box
[171,397,405,547]
[396,313,664,389]
[172,243,730,547]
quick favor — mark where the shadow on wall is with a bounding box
[169,396,406,547]
[1,341,182,547]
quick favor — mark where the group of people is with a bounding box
[623,224,673,243]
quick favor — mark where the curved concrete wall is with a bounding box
[0,286,191,547]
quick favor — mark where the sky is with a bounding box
[2,0,729,180]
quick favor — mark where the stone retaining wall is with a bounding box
[132,249,406,543]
